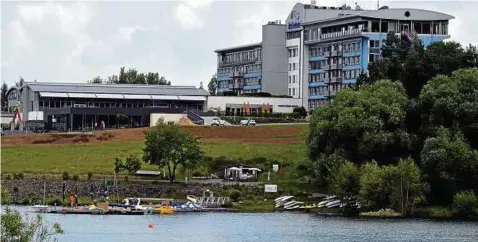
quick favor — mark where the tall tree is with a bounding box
[143,123,203,183]
[207,75,217,95]
[1,82,8,111]
[89,76,103,84]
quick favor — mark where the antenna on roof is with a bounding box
[377,0,379,10]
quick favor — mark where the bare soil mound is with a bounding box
[1,125,305,147]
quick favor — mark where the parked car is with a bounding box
[211,118,226,126]
[240,119,256,126]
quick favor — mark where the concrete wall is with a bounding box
[207,96,302,114]
[149,113,184,127]
[261,24,288,96]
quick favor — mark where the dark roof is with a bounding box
[214,42,262,53]
[26,82,209,96]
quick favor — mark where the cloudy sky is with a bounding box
[1,0,477,87]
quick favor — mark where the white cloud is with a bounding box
[119,26,147,41]
[174,0,214,30]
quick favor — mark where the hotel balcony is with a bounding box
[329,63,343,70]
[229,71,244,78]
[320,28,365,42]
[325,77,343,84]
[218,58,260,67]
[228,83,244,89]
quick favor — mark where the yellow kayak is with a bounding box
[158,206,176,215]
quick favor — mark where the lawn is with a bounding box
[1,140,308,174]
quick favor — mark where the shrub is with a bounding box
[453,190,477,217]
[87,172,93,180]
[229,190,242,202]
[124,176,129,182]
[62,171,70,181]
[4,174,12,180]
[124,155,142,174]
[72,174,79,181]
[97,132,114,141]
[13,173,24,180]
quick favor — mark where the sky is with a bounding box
[1,0,477,88]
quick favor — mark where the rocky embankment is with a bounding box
[1,179,254,203]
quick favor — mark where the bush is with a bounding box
[87,172,93,180]
[124,176,129,182]
[229,190,242,202]
[124,155,142,174]
[62,171,70,181]
[453,190,477,217]
[96,132,114,141]
[13,173,24,180]
[72,174,79,181]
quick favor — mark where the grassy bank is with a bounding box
[1,141,307,174]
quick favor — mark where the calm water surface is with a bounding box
[10,207,478,242]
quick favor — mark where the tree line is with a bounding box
[308,35,478,216]
[87,66,171,85]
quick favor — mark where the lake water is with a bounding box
[8,207,478,242]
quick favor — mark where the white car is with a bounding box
[211,118,226,126]
[240,119,256,126]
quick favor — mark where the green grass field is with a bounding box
[1,140,308,174]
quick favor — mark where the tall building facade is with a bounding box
[214,2,454,111]
[215,21,288,95]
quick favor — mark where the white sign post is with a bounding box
[272,164,279,172]
[264,184,278,193]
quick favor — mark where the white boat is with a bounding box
[284,202,303,210]
[274,196,295,208]
[326,200,341,208]
[31,182,49,213]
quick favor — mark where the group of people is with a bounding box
[94,120,106,130]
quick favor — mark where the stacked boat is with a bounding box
[318,196,361,209]
[274,196,306,211]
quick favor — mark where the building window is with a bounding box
[289,76,291,83]
[293,75,296,83]
[293,63,296,70]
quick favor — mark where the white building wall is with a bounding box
[286,38,301,99]
[207,96,302,114]
[301,44,310,110]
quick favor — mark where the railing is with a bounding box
[320,28,365,41]
[187,110,204,125]
[329,63,343,70]
[219,58,260,67]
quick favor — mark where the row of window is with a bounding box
[288,48,298,58]
[305,24,366,42]
[217,64,262,76]
[309,56,361,69]
[309,99,328,109]
[288,87,298,97]
[309,87,327,96]
[309,69,362,82]
[309,42,361,57]
[288,75,298,84]
[286,31,301,40]
[278,105,299,108]
[289,62,298,71]
[217,77,262,88]
[218,49,262,64]
[38,100,204,109]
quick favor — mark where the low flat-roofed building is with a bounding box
[7,82,209,131]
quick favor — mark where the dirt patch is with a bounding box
[1,125,305,147]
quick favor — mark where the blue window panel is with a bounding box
[343,65,361,71]
[309,69,326,74]
[217,87,230,92]
[309,94,327,99]
[217,76,231,81]
[243,84,262,90]
[309,56,326,61]
[343,79,357,84]
[244,72,262,78]
[343,51,361,57]
[309,82,326,87]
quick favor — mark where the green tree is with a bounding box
[143,123,203,183]
[88,76,103,84]
[1,207,63,242]
[420,127,478,205]
[1,187,11,204]
[358,161,388,209]
[331,161,361,197]
[116,114,129,127]
[1,82,8,111]
[207,75,217,95]
[312,153,345,190]
[308,80,411,166]
[124,155,142,174]
[386,158,426,216]
[453,190,477,217]
[114,157,124,174]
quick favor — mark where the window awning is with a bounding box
[39,92,68,98]
[178,96,206,101]
[151,95,180,100]
[95,93,124,99]
[123,94,152,100]
[67,93,97,98]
